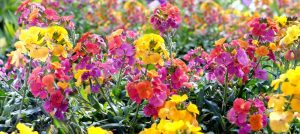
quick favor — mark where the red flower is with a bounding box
[233,98,251,114]
[50,90,64,107]
[86,43,100,54]
[136,81,153,99]
[42,74,55,93]
[44,9,60,21]
[126,82,142,104]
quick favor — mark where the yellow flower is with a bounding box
[214,38,226,46]
[52,45,68,58]
[269,42,277,51]
[28,46,49,62]
[275,16,287,26]
[74,69,89,86]
[291,95,300,112]
[252,40,259,46]
[268,95,286,111]
[19,27,45,45]
[269,111,293,133]
[57,81,69,89]
[87,126,112,134]
[139,124,159,134]
[170,94,188,103]
[0,132,6,134]
[187,103,200,115]
[16,123,38,134]
[134,34,169,65]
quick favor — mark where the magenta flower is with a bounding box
[254,68,268,80]
[236,49,249,66]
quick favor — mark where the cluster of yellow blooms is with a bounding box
[8,26,72,65]
[280,23,300,46]
[140,94,202,134]
[134,34,169,66]
[0,123,38,134]
[87,126,113,134]
[268,66,300,133]
[0,123,112,134]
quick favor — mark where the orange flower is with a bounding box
[238,39,248,49]
[269,43,277,51]
[136,81,153,99]
[42,74,55,92]
[255,46,269,56]
[249,114,263,131]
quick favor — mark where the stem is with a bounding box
[94,79,118,115]
[222,69,228,113]
[13,59,32,130]
[237,57,262,97]
[129,103,141,133]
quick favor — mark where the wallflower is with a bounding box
[170,94,188,103]
[255,46,269,56]
[233,98,251,114]
[150,3,181,33]
[275,16,287,26]
[87,126,112,134]
[134,34,169,65]
[249,114,263,131]
[187,103,200,115]
[16,123,38,134]
[136,81,153,99]
[269,111,293,133]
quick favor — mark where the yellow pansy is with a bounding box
[16,123,38,134]
[275,16,287,26]
[269,111,293,133]
[187,103,200,115]
[87,126,112,134]
[134,34,169,65]
[291,95,300,112]
[170,94,188,103]
[19,26,45,45]
[28,46,49,62]
[268,95,286,111]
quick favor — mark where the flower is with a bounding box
[275,16,287,26]
[170,94,188,103]
[236,48,249,65]
[249,114,263,131]
[255,46,269,56]
[16,123,38,134]
[150,3,181,33]
[187,103,200,115]
[44,9,60,21]
[136,81,153,99]
[233,98,251,114]
[269,111,293,133]
[134,34,169,65]
[126,82,142,104]
[87,126,112,134]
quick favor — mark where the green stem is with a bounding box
[222,69,228,113]
[94,79,118,115]
[129,103,141,133]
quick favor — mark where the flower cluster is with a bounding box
[227,98,267,134]
[16,0,74,28]
[134,34,169,66]
[150,3,181,33]
[87,126,112,134]
[268,66,300,133]
[140,94,202,134]
[8,26,72,64]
